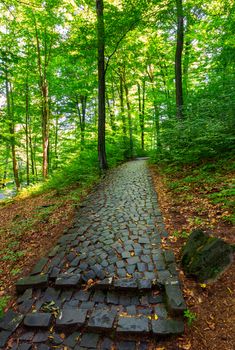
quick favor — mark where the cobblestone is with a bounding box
[4,160,185,347]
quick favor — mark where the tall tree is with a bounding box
[175,0,184,120]
[96,0,108,170]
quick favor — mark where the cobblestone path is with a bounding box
[0,160,186,350]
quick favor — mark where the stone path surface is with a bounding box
[0,160,186,349]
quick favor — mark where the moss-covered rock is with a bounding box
[181,229,233,282]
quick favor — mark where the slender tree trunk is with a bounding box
[96,0,108,170]
[106,91,115,134]
[175,0,184,120]
[5,73,20,190]
[25,78,30,185]
[124,83,133,158]
[138,81,145,150]
[54,113,59,169]
[119,73,127,137]
[35,20,50,178]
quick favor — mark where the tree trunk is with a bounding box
[124,83,133,158]
[175,0,184,120]
[5,74,20,190]
[96,0,108,170]
[35,19,50,178]
[25,78,30,185]
[119,73,127,138]
[138,81,145,150]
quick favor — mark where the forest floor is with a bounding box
[0,183,95,316]
[0,158,234,349]
[150,158,235,350]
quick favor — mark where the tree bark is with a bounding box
[175,0,184,120]
[35,19,50,178]
[25,77,30,185]
[96,0,108,170]
[124,82,133,158]
[5,73,20,190]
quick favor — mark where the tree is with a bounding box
[96,0,108,170]
[175,0,184,120]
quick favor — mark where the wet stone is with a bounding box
[113,278,138,290]
[56,308,87,329]
[49,267,61,280]
[151,319,184,335]
[117,268,127,278]
[137,262,146,272]
[119,295,131,306]
[80,333,100,348]
[154,305,168,319]
[36,345,50,350]
[126,265,135,275]
[165,279,186,313]
[117,316,149,334]
[116,260,125,268]
[137,279,152,290]
[20,331,34,341]
[33,331,49,342]
[80,301,95,309]
[24,313,51,328]
[11,344,32,350]
[107,292,119,305]
[149,294,164,304]
[126,306,137,315]
[61,290,73,302]
[64,332,81,348]
[92,290,106,303]
[88,308,116,332]
[82,270,96,282]
[0,331,11,348]
[0,310,24,332]
[141,255,151,264]
[18,300,34,314]
[95,277,113,290]
[122,252,131,259]
[157,270,172,284]
[117,341,136,350]
[16,274,48,293]
[100,338,114,350]
[55,273,81,288]
[17,289,33,304]
[74,290,91,301]
[50,333,64,345]
[127,256,139,265]
[31,257,48,275]
[43,287,60,302]
[163,250,175,264]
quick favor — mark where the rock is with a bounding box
[165,279,186,314]
[56,308,87,329]
[181,229,234,282]
[151,319,184,335]
[24,313,51,328]
[16,274,48,293]
[0,310,24,332]
[0,330,11,348]
[79,332,100,348]
[31,258,48,275]
[117,315,149,334]
[55,273,81,287]
[88,308,116,332]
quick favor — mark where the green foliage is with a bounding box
[173,230,189,238]
[184,309,197,326]
[0,296,10,318]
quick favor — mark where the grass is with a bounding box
[157,156,234,224]
[0,296,10,318]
